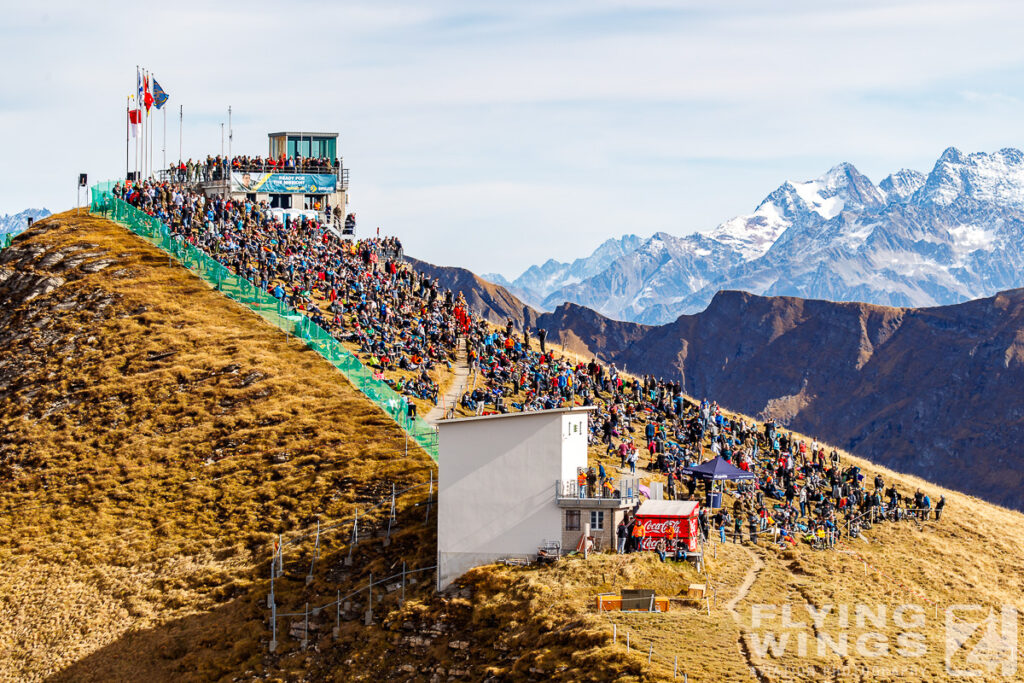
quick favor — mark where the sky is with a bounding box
[3,0,1024,277]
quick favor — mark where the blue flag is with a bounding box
[152,78,169,109]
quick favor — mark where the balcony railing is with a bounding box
[151,160,347,186]
[555,477,640,507]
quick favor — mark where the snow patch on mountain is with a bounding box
[880,169,926,202]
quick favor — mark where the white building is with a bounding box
[436,406,639,590]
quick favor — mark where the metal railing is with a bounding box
[266,474,437,652]
[555,477,640,504]
[154,162,346,186]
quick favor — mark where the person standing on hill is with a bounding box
[538,328,547,354]
[631,519,646,552]
[617,519,628,553]
[935,495,945,521]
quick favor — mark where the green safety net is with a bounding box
[90,182,438,460]
[0,233,12,250]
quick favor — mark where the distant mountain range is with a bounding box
[489,148,1024,324]
[413,253,1024,510]
[0,209,51,237]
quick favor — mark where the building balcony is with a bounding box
[554,478,640,509]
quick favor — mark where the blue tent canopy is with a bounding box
[683,456,755,481]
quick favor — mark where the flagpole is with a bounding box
[144,105,147,179]
[135,66,139,181]
[145,70,151,179]
[126,95,130,180]
[162,104,167,175]
[178,105,183,168]
[143,70,147,179]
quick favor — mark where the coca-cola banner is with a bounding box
[636,515,699,553]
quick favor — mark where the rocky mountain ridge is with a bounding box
[417,254,1024,510]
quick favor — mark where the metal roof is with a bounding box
[267,131,338,138]
[434,406,596,426]
[636,500,700,517]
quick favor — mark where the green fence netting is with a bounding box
[90,182,438,460]
[0,233,12,250]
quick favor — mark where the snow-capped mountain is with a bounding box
[484,234,644,308]
[539,232,745,321]
[502,147,1024,324]
[0,208,49,236]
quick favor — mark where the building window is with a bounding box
[565,510,581,531]
[590,510,605,531]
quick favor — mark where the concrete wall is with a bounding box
[560,507,626,553]
[437,409,591,590]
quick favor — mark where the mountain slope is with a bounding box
[586,289,1024,509]
[0,212,643,682]
[418,254,1024,510]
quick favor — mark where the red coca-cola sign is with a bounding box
[635,515,699,553]
[638,518,680,535]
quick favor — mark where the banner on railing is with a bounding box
[89,182,437,460]
[231,172,337,194]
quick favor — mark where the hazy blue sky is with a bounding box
[3,0,1024,275]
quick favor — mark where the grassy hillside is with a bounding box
[0,212,645,682]
[2,210,1021,681]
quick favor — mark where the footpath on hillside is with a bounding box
[427,338,469,423]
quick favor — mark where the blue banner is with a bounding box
[231,172,337,194]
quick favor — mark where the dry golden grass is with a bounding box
[430,322,1024,681]
[0,211,665,682]
[0,211,444,680]
[4,210,1023,681]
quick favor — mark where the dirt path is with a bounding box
[724,542,764,613]
[722,542,768,682]
[427,338,469,423]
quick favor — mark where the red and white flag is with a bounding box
[129,108,142,138]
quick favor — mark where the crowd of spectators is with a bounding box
[168,155,340,183]
[456,320,945,551]
[112,178,457,408]
[110,175,943,554]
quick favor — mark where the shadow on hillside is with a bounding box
[47,596,262,683]
[49,506,439,682]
